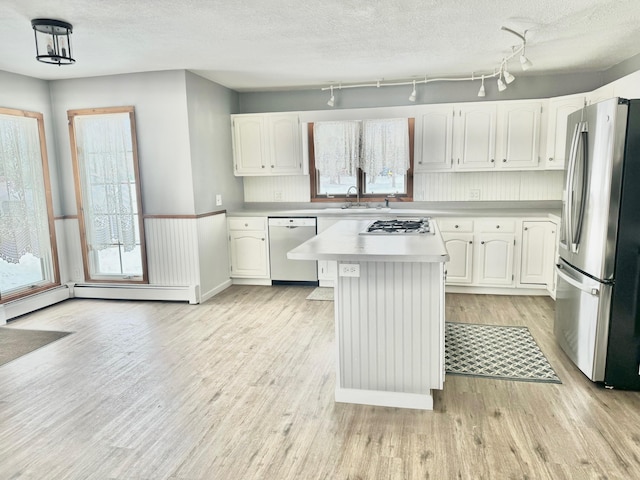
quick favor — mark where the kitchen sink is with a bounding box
[323,206,391,213]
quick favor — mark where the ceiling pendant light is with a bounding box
[477,75,486,97]
[497,71,507,92]
[31,18,75,65]
[408,80,417,102]
[327,85,335,107]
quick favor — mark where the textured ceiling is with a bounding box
[1,0,640,91]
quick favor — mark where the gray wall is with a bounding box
[237,53,640,114]
[49,70,195,216]
[185,71,243,214]
[0,70,62,215]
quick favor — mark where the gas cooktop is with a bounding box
[360,218,432,235]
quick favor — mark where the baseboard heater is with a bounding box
[69,283,200,305]
[1,284,71,323]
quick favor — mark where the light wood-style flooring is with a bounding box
[1,286,639,479]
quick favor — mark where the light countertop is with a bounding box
[287,219,449,263]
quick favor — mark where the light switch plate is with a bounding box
[216,194,222,206]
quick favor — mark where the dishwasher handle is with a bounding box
[268,217,317,228]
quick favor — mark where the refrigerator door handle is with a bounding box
[563,122,581,250]
[555,264,599,296]
[571,124,589,253]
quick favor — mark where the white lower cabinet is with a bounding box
[317,260,337,286]
[228,217,270,279]
[439,216,556,293]
[476,233,515,286]
[519,220,557,289]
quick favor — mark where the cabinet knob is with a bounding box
[261,165,265,168]
[418,161,423,164]
[245,223,248,227]
[469,241,473,244]
[548,157,553,162]
[455,225,459,229]
[524,227,528,231]
[261,238,265,241]
[490,159,495,163]
[271,165,274,168]
[481,241,485,245]
[496,225,500,229]
[502,158,507,163]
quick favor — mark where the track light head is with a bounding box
[503,69,515,84]
[409,80,416,102]
[497,75,507,92]
[477,76,486,97]
[520,53,533,71]
[327,85,335,107]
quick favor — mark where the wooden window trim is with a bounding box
[68,106,149,284]
[0,107,61,303]
[308,118,414,203]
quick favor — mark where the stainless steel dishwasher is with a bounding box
[268,217,318,285]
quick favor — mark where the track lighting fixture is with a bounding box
[408,80,417,102]
[327,85,335,107]
[477,75,486,97]
[497,72,507,92]
[321,26,533,102]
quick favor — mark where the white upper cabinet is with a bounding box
[454,103,497,170]
[611,70,640,99]
[496,101,542,169]
[414,105,455,172]
[544,94,585,170]
[587,83,615,105]
[232,113,302,176]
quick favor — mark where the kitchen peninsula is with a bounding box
[288,219,449,410]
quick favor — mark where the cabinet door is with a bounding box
[414,106,454,171]
[229,230,269,278]
[520,222,550,284]
[454,104,497,170]
[545,94,585,170]
[232,116,267,175]
[476,233,515,286]
[268,114,302,174]
[442,232,474,284]
[318,260,337,286]
[497,102,542,169]
[612,71,640,99]
[587,83,615,105]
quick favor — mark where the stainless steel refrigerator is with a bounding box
[555,97,640,390]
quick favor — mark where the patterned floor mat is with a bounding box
[445,322,561,384]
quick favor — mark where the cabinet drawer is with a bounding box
[228,217,266,231]
[438,219,473,232]
[476,220,516,233]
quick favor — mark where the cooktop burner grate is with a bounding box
[361,218,432,235]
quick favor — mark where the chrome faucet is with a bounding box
[346,185,359,207]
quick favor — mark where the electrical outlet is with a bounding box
[274,191,283,201]
[469,189,480,200]
[216,194,222,206]
[339,264,360,277]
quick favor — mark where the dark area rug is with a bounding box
[445,322,561,384]
[0,327,72,366]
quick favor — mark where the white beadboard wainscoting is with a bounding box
[414,171,564,202]
[334,261,444,410]
[242,171,564,203]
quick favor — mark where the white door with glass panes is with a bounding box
[454,104,497,170]
[476,233,515,286]
[497,102,542,169]
[414,106,454,171]
[442,232,474,284]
